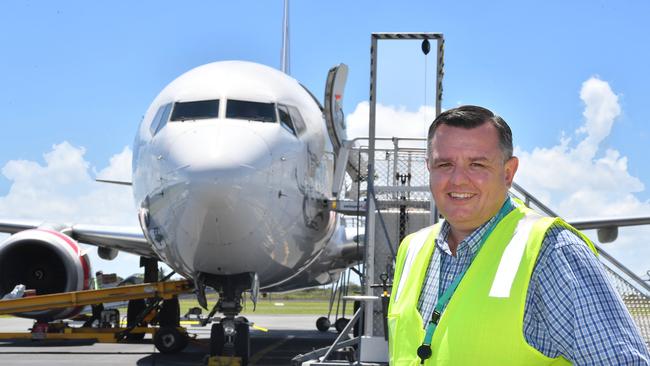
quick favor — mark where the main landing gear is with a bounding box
[316,270,354,333]
[125,296,187,353]
[124,257,188,353]
[199,272,257,365]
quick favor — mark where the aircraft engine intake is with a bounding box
[0,229,92,320]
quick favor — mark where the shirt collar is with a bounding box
[435,197,516,256]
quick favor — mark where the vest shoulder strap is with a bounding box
[392,224,441,303]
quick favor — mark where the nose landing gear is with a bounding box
[199,272,256,366]
[210,317,250,364]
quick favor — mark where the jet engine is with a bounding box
[0,228,92,320]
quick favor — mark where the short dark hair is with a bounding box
[427,105,513,160]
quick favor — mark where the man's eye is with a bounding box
[436,163,451,168]
[470,162,485,168]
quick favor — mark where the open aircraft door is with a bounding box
[324,63,367,197]
[324,63,348,154]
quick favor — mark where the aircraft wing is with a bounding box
[0,219,156,258]
[568,216,650,230]
[567,216,650,243]
[70,224,155,258]
[0,218,42,234]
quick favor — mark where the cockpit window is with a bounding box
[288,105,306,135]
[226,100,276,122]
[149,105,165,135]
[278,104,297,135]
[170,100,220,121]
[150,103,172,135]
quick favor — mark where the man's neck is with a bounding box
[446,198,513,256]
[447,228,472,256]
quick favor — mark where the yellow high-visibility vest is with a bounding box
[387,204,597,365]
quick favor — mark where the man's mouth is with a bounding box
[448,192,475,200]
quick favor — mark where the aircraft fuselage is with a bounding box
[132,61,339,291]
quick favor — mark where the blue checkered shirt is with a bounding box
[417,198,650,365]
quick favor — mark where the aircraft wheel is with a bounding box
[126,299,147,341]
[235,322,250,365]
[335,317,350,333]
[236,316,249,324]
[154,326,188,354]
[316,316,331,332]
[158,297,180,327]
[210,323,225,356]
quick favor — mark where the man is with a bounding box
[387,105,649,365]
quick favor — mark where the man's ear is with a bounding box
[426,158,431,173]
[504,156,519,187]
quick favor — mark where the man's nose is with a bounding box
[449,166,470,185]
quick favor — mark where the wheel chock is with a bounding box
[207,355,242,366]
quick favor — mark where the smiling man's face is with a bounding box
[428,122,518,239]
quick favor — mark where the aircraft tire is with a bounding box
[235,322,250,365]
[154,326,188,354]
[209,323,225,356]
[158,297,180,327]
[126,299,147,341]
[334,317,350,333]
[316,316,331,332]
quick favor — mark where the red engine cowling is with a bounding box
[0,228,92,320]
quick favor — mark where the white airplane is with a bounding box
[0,59,361,361]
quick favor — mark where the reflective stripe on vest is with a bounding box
[489,210,541,298]
[393,226,435,303]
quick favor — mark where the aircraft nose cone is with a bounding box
[146,123,280,274]
[166,122,273,173]
[168,123,277,217]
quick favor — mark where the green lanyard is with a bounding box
[417,199,513,364]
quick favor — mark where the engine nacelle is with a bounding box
[0,229,92,321]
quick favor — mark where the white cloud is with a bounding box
[95,146,133,184]
[516,77,647,217]
[347,77,650,277]
[347,101,434,147]
[0,142,140,277]
[0,142,136,225]
[575,77,622,160]
[516,77,650,277]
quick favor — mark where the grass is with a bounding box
[0,287,361,319]
[171,287,360,316]
[179,298,355,316]
[0,300,354,319]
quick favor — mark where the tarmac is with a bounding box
[0,315,340,365]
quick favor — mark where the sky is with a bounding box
[0,1,649,280]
